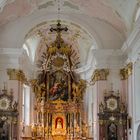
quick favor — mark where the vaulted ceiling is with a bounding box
[0,0,139,67]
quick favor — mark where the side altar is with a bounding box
[25,21,88,140]
[98,90,128,140]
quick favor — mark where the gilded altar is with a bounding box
[29,21,87,140]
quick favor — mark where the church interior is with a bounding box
[0,0,140,140]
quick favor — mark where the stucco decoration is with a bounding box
[7,68,27,82]
[24,20,95,68]
[0,0,15,12]
[91,69,109,85]
[120,62,133,80]
[0,0,138,34]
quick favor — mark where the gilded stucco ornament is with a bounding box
[91,69,109,84]
[72,79,87,102]
[30,79,46,98]
[7,68,27,82]
[120,62,133,80]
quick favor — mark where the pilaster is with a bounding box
[120,62,133,140]
[91,68,109,140]
[7,68,28,140]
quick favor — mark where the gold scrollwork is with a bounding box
[91,69,109,84]
[99,120,104,125]
[120,62,133,80]
[127,62,133,75]
[30,79,46,99]
[7,68,27,82]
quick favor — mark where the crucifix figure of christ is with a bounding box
[50,20,68,49]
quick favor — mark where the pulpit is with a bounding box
[98,91,128,140]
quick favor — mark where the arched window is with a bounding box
[23,44,29,56]
[135,7,140,22]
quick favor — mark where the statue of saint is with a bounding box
[56,118,63,129]
[99,102,104,113]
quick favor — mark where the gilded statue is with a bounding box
[56,118,63,129]
[31,80,46,99]
[72,82,79,99]
[72,79,86,101]
[99,102,104,113]
[120,102,126,113]
[13,101,18,111]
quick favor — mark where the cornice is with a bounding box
[121,19,140,55]
[0,48,22,55]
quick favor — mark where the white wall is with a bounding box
[134,62,140,121]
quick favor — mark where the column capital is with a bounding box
[120,62,133,80]
[7,68,27,82]
[91,69,109,85]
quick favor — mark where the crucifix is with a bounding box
[50,20,68,33]
[50,20,68,48]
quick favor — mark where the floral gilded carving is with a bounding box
[7,68,27,82]
[91,69,109,84]
[120,62,133,80]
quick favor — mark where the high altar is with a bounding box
[29,21,87,140]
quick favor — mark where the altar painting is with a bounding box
[49,71,68,101]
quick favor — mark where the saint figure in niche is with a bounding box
[108,123,117,140]
[55,118,63,129]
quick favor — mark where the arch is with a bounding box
[28,19,97,67]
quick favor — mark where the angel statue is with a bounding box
[99,102,104,113]
[13,101,18,111]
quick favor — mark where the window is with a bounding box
[135,7,140,22]
[23,43,29,56]
[22,84,30,125]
